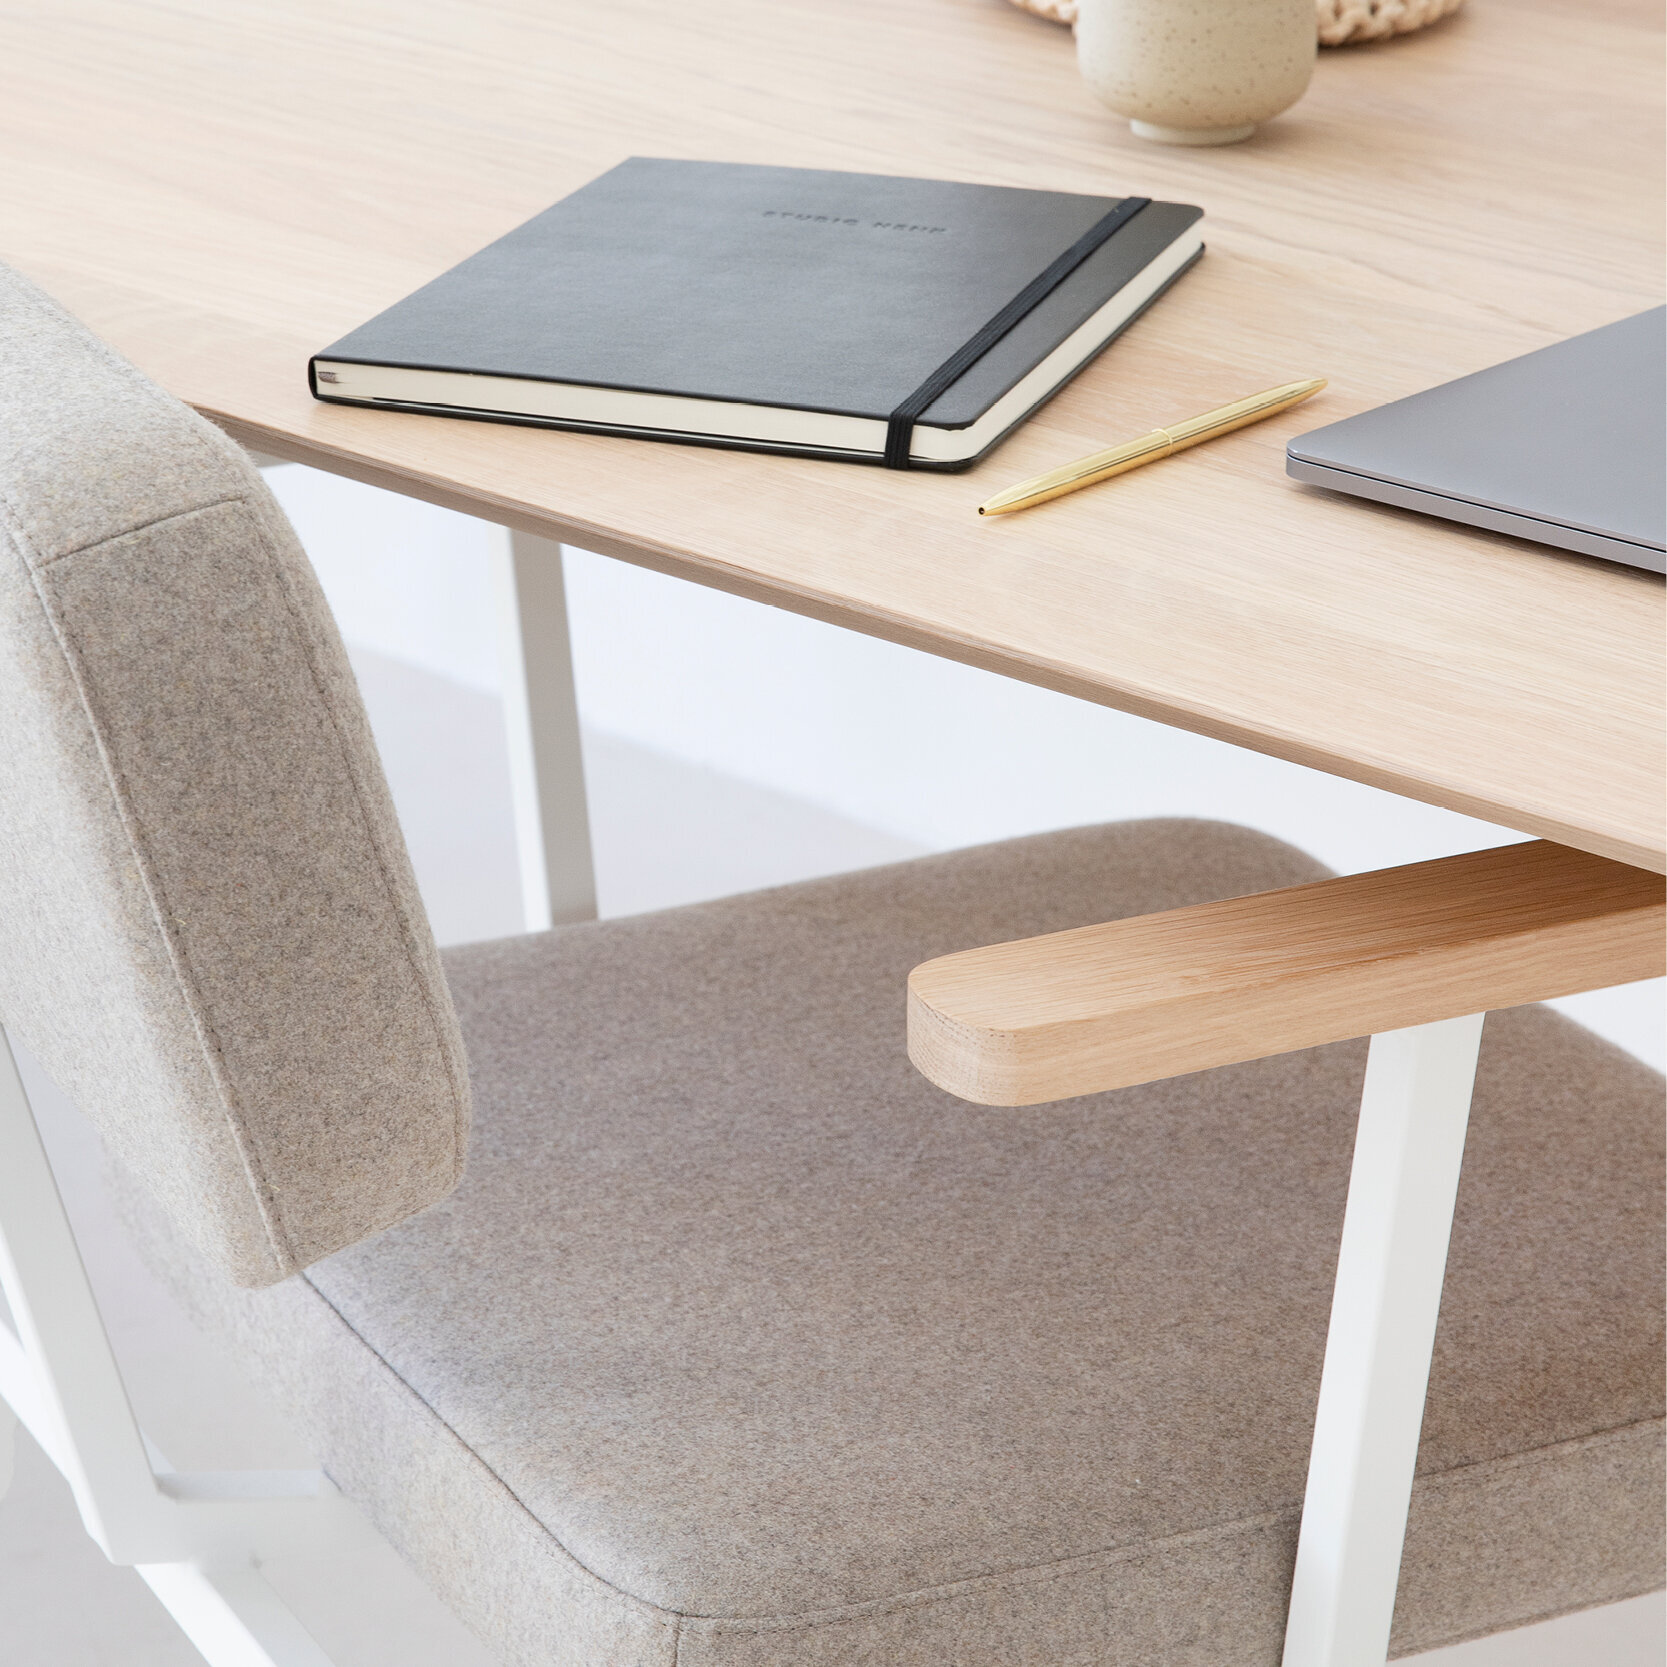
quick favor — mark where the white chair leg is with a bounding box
[0,1392,14,1503]
[0,1027,341,1661]
[0,1027,172,1559]
[137,1562,336,1667]
[1282,1012,1486,1667]
[491,531,598,931]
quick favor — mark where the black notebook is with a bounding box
[310,159,1204,470]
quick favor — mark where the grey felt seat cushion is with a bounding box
[142,820,1665,1667]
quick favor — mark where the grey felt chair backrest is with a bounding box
[0,265,470,1288]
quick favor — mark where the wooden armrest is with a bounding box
[907,841,1665,1106]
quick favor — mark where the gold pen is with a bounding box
[977,377,1327,516]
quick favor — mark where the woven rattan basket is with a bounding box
[1008,0,1464,47]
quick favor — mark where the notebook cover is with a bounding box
[313,158,1203,431]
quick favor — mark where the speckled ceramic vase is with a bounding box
[1076,0,1315,146]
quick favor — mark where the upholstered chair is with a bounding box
[0,261,1660,1667]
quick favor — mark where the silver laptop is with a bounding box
[1286,308,1665,574]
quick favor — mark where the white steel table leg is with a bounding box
[490,531,597,931]
[247,455,595,932]
[1282,1012,1486,1667]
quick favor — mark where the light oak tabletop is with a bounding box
[3,0,1661,869]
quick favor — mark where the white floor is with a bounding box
[0,645,1659,1666]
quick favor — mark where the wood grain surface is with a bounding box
[908,840,1667,1104]
[1,0,1660,865]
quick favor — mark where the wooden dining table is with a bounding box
[1,0,1661,884]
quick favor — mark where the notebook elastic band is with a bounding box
[882,196,1152,470]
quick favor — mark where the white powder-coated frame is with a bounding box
[1282,1014,1485,1667]
[245,459,597,934]
[491,532,597,931]
[0,1028,341,1665]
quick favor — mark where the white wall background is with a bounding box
[264,463,1664,1069]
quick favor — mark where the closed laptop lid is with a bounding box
[1287,308,1666,555]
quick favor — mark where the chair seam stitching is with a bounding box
[1400,1412,1666,1497]
[253,497,473,1186]
[681,1503,1307,1633]
[0,264,255,529]
[19,494,250,569]
[0,495,296,1275]
[7,482,471,1257]
[299,1270,686,1632]
[674,1415,1667,1635]
[293,1244,1661,1644]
